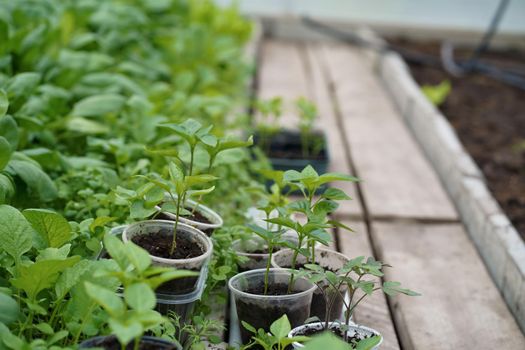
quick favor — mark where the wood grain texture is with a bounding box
[337,220,401,350]
[320,43,457,221]
[257,40,309,129]
[372,221,525,350]
[304,43,362,217]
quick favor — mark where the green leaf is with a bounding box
[72,94,126,117]
[55,260,93,299]
[130,200,157,219]
[11,257,80,300]
[124,283,155,311]
[0,293,19,325]
[0,137,11,170]
[85,282,125,317]
[0,173,14,203]
[0,205,33,263]
[103,234,131,269]
[168,161,185,183]
[22,209,71,248]
[36,244,71,261]
[0,89,8,117]
[317,173,359,186]
[67,117,109,134]
[322,188,351,200]
[270,314,291,339]
[299,332,348,350]
[108,319,143,347]
[6,73,41,99]
[34,322,54,335]
[6,160,57,201]
[124,242,151,273]
[184,174,217,186]
[241,321,256,334]
[382,281,420,297]
[0,115,19,150]
[355,335,382,350]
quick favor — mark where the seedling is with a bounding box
[295,97,320,158]
[85,234,197,349]
[254,97,283,154]
[297,257,419,342]
[265,165,358,291]
[241,314,309,350]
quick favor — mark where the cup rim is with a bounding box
[271,247,350,269]
[156,197,223,229]
[122,220,213,264]
[228,268,316,300]
[288,322,383,348]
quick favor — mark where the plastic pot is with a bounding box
[254,129,329,175]
[98,225,208,319]
[272,248,350,322]
[79,335,182,349]
[228,268,316,344]
[288,322,382,349]
[232,232,300,272]
[122,220,212,294]
[155,197,223,236]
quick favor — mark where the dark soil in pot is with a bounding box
[80,335,179,350]
[132,230,203,294]
[236,283,309,344]
[284,263,344,322]
[389,39,525,240]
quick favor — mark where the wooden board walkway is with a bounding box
[249,37,525,349]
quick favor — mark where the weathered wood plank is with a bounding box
[372,221,525,350]
[337,220,401,350]
[304,43,362,217]
[257,40,309,129]
[320,44,457,221]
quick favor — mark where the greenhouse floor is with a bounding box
[249,39,525,349]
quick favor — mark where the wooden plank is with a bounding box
[304,43,362,218]
[319,44,457,221]
[337,220,401,350]
[372,221,525,350]
[257,40,309,129]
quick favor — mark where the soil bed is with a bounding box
[390,39,525,240]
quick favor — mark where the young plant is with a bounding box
[85,234,197,349]
[241,314,309,350]
[298,256,419,342]
[265,165,358,291]
[295,97,319,158]
[254,97,283,154]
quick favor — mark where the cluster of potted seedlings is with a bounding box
[76,113,417,349]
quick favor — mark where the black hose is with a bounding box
[301,0,525,91]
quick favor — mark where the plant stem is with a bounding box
[264,242,273,295]
[133,337,140,350]
[287,235,303,294]
[72,302,96,345]
[170,195,182,256]
[189,145,195,176]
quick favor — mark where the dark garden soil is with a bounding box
[81,336,178,350]
[132,230,204,294]
[389,39,525,240]
[132,229,203,259]
[236,283,310,343]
